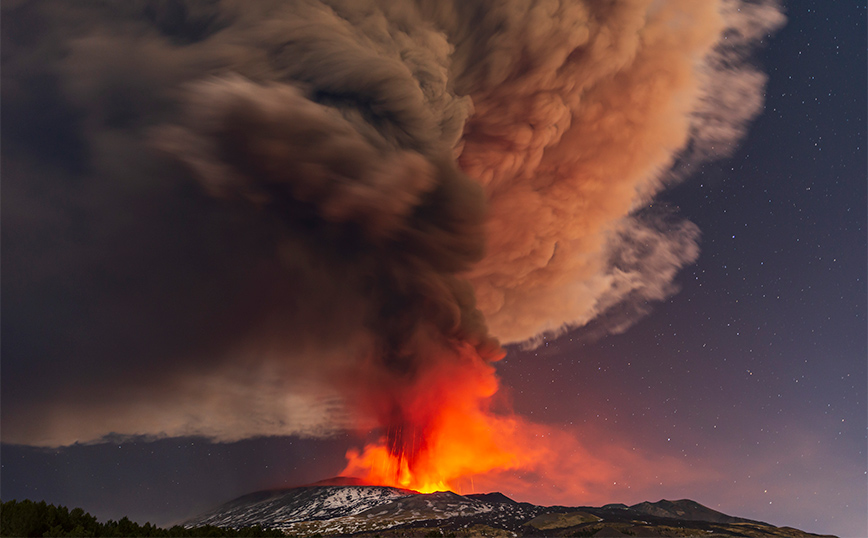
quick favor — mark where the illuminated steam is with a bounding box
[1,0,782,450]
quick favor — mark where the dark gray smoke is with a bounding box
[1,0,783,446]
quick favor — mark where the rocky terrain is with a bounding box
[184,480,836,537]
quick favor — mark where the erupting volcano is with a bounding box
[341,342,541,494]
[1,0,786,515]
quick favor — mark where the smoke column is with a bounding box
[1,0,783,488]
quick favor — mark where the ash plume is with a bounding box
[1,0,783,447]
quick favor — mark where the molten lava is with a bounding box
[341,342,542,493]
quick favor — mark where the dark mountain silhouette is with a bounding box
[629,499,751,524]
[466,492,519,504]
[184,480,837,537]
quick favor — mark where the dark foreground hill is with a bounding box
[0,499,283,537]
[185,481,837,537]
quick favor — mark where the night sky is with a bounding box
[2,2,865,538]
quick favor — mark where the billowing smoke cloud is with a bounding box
[452,0,784,343]
[1,0,783,447]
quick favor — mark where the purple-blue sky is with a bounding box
[2,1,865,537]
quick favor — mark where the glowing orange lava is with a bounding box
[341,342,544,493]
[338,342,710,509]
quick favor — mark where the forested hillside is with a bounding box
[0,500,283,537]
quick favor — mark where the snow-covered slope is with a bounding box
[185,485,834,537]
[184,484,414,530]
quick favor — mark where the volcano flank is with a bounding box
[183,481,836,537]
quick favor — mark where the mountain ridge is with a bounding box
[184,481,837,537]
[628,498,754,524]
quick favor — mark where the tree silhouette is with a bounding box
[1,499,284,537]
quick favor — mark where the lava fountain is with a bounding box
[341,340,544,493]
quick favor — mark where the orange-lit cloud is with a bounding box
[455,0,784,343]
[1,0,782,465]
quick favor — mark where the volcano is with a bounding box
[183,480,836,537]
